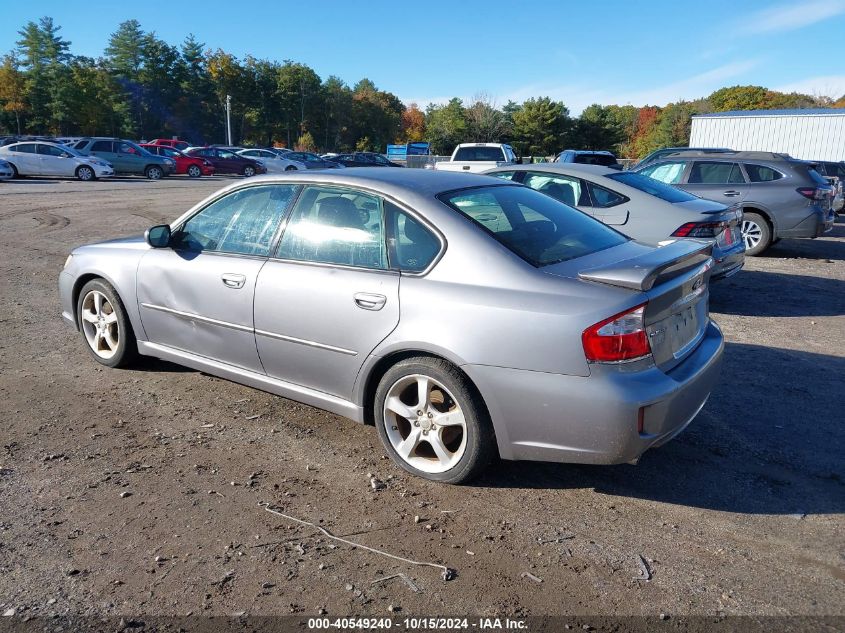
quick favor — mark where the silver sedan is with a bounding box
[486,163,745,279]
[59,169,724,483]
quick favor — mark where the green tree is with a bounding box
[425,98,467,155]
[511,97,569,156]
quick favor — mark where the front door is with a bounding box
[254,185,400,398]
[137,183,299,372]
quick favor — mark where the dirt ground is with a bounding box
[0,176,842,624]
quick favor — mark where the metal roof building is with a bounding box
[689,109,845,162]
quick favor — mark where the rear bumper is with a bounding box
[465,321,724,464]
[778,206,833,238]
[711,241,745,281]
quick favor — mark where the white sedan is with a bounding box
[236,148,306,173]
[0,141,114,181]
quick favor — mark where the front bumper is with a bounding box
[465,321,724,464]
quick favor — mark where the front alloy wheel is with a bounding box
[146,166,162,180]
[187,164,201,178]
[243,165,255,177]
[76,165,95,181]
[375,357,494,483]
[77,279,137,368]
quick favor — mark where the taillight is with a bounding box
[672,222,727,238]
[796,187,827,200]
[582,303,651,363]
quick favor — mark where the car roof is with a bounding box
[488,163,619,177]
[213,167,510,199]
[657,150,793,161]
[559,149,616,156]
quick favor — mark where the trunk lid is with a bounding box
[562,240,714,371]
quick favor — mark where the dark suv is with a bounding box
[73,138,174,179]
[813,161,845,213]
[554,150,622,170]
[635,151,834,255]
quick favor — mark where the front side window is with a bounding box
[744,163,784,182]
[440,185,627,266]
[173,185,298,256]
[523,172,586,207]
[119,141,140,155]
[638,161,688,184]
[38,144,68,157]
[373,154,390,165]
[385,201,441,272]
[277,186,388,269]
[218,150,237,159]
[688,161,745,184]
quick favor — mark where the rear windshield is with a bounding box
[574,153,618,166]
[454,146,505,162]
[439,185,627,266]
[605,172,699,203]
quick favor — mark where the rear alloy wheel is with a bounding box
[243,165,256,177]
[741,212,771,256]
[187,164,202,178]
[76,165,96,181]
[375,357,494,483]
[77,279,137,368]
[145,165,163,180]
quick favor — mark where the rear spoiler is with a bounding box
[579,240,713,291]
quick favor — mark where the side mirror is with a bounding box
[145,224,171,248]
[516,157,523,165]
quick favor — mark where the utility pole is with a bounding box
[226,94,232,145]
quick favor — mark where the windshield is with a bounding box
[439,185,627,266]
[605,172,699,203]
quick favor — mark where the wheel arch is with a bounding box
[71,272,133,332]
[741,203,778,236]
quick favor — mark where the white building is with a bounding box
[689,109,845,162]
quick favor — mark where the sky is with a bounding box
[2,0,844,114]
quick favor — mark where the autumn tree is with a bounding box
[0,54,27,133]
[400,103,425,142]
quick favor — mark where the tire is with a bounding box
[76,165,96,181]
[8,163,20,178]
[76,279,138,368]
[145,165,163,180]
[741,212,771,256]
[187,164,202,178]
[374,357,495,484]
[284,165,297,171]
[242,165,256,177]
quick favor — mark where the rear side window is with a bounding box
[639,161,687,184]
[587,183,627,207]
[689,161,745,184]
[440,185,627,266]
[743,163,784,182]
[91,140,112,152]
[605,172,699,203]
[489,171,516,181]
[12,143,37,153]
[386,201,441,272]
[454,146,506,162]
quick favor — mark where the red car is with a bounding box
[149,138,190,151]
[141,144,214,178]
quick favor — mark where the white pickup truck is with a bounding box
[434,143,519,173]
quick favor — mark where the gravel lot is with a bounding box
[0,176,842,622]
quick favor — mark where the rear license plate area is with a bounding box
[669,304,700,358]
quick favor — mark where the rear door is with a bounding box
[6,143,40,174]
[137,183,299,371]
[253,184,400,398]
[681,161,748,205]
[89,140,118,168]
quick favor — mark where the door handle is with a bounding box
[354,292,386,311]
[221,273,246,289]
[723,190,741,197]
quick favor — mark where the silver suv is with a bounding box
[634,151,834,255]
